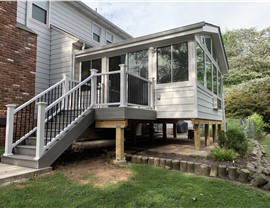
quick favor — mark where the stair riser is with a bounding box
[25,139,47,146]
[1,156,39,169]
[14,147,36,156]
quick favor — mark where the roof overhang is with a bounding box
[75,22,229,74]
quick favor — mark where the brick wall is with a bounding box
[0,2,37,146]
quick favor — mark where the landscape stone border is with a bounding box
[125,153,270,192]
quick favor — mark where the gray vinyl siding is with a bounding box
[155,85,196,119]
[16,0,26,24]
[50,28,78,85]
[197,86,223,120]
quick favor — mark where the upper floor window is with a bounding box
[93,23,101,43]
[32,1,48,24]
[157,42,189,84]
[201,36,212,55]
[106,31,113,44]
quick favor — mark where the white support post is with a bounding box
[4,104,16,156]
[62,73,69,110]
[34,102,47,160]
[151,77,155,110]
[91,69,98,107]
[119,64,127,107]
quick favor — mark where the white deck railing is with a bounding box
[4,64,154,159]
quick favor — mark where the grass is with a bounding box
[0,147,4,156]
[260,134,270,158]
[1,164,270,208]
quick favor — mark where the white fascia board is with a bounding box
[75,25,205,60]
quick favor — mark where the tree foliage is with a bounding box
[223,27,270,131]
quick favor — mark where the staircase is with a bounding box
[1,65,154,169]
[2,71,97,169]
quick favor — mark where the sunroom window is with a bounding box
[128,50,148,78]
[196,43,204,86]
[157,42,188,84]
[32,1,48,24]
[206,55,212,91]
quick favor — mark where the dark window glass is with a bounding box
[93,33,100,43]
[196,43,205,86]
[108,55,125,103]
[218,71,222,97]
[206,55,212,91]
[205,38,212,54]
[213,65,217,95]
[172,42,188,82]
[81,59,101,91]
[157,46,171,84]
[128,50,148,79]
[32,4,47,24]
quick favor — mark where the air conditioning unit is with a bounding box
[213,97,218,110]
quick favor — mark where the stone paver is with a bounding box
[0,163,51,186]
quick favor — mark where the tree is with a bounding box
[223,28,270,131]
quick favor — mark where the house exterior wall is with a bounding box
[0,1,37,146]
[197,86,223,120]
[16,1,130,94]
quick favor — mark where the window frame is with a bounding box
[31,1,49,25]
[156,41,189,84]
[92,22,102,43]
[195,35,223,98]
[106,31,114,44]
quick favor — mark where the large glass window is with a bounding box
[32,1,47,24]
[206,55,212,91]
[213,65,217,95]
[128,50,148,78]
[157,42,188,84]
[93,23,101,43]
[218,71,222,97]
[196,43,205,86]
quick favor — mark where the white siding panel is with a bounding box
[50,28,75,85]
[155,84,196,119]
[197,86,223,120]
[16,0,26,24]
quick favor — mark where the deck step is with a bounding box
[1,154,39,169]
[14,145,36,156]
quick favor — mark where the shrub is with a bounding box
[210,147,237,161]
[218,126,248,155]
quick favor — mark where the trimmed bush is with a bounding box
[218,123,248,155]
[210,147,237,161]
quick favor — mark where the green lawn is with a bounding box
[1,164,270,208]
[0,147,4,156]
[261,134,270,158]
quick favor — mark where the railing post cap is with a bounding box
[119,64,127,68]
[62,73,69,78]
[6,104,16,107]
[90,69,98,73]
[37,102,47,106]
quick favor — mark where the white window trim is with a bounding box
[92,22,102,44]
[28,0,50,28]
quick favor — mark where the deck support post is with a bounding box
[119,64,127,107]
[115,126,125,162]
[4,104,16,156]
[212,124,217,143]
[162,122,167,140]
[204,123,210,146]
[173,123,177,138]
[91,69,98,107]
[35,102,46,160]
[194,124,201,151]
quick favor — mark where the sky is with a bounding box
[83,0,270,37]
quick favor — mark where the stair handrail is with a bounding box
[35,69,99,159]
[14,79,65,114]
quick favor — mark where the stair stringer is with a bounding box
[37,109,95,168]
